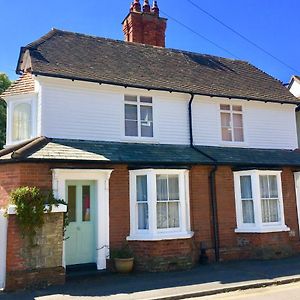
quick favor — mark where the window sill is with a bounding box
[122,137,159,144]
[126,231,194,241]
[235,225,290,233]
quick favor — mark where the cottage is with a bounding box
[1,0,300,291]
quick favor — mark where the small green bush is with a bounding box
[110,242,134,259]
[9,186,66,246]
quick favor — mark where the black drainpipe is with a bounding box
[188,93,220,262]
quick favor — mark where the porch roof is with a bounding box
[1,137,300,167]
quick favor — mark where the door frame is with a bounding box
[294,172,300,238]
[52,169,113,270]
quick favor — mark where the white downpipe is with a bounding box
[0,209,8,290]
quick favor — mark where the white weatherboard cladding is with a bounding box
[290,79,300,98]
[0,209,8,290]
[37,77,298,149]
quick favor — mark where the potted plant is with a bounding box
[111,243,134,273]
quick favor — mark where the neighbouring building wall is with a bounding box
[37,77,298,150]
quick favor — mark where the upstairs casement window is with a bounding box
[12,102,32,142]
[220,104,244,142]
[128,169,193,241]
[234,170,289,233]
[124,95,153,138]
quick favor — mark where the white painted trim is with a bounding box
[52,169,113,270]
[233,170,288,233]
[128,169,193,241]
[294,172,300,239]
[0,209,8,290]
[6,204,67,215]
[5,94,38,146]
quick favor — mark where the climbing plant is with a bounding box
[9,186,66,246]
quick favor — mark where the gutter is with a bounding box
[29,71,300,106]
[188,93,220,262]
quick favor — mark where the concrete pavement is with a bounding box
[1,255,300,299]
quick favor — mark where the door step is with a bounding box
[66,263,107,279]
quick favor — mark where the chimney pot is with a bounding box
[151,1,159,15]
[143,0,151,13]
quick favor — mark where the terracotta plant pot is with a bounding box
[114,257,134,273]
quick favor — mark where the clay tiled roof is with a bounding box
[16,29,299,104]
[1,73,35,97]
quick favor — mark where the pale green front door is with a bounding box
[65,180,96,266]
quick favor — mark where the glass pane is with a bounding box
[82,185,91,222]
[220,104,230,111]
[68,186,76,222]
[240,176,252,199]
[137,175,147,202]
[125,104,137,120]
[140,106,153,122]
[233,105,242,112]
[157,202,167,228]
[13,103,31,141]
[234,128,244,142]
[156,175,168,201]
[141,122,153,137]
[222,128,232,141]
[125,120,138,136]
[125,95,137,102]
[259,175,269,198]
[269,175,278,198]
[242,200,254,223]
[168,202,179,228]
[138,203,149,229]
[221,112,231,127]
[140,96,152,103]
[233,113,243,128]
[262,199,279,223]
[168,175,179,200]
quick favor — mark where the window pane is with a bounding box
[261,199,279,223]
[13,103,31,141]
[125,95,137,102]
[137,175,147,202]
[140,96,152,103]
[140,105,153,137]
[233,113,243,128]
[168,202,179,228]
[141,122,153,137]
[240,176,252,199]
[125,120,138,136]
[68,186,76,222]
[168,175,179,200]
[82,185,91,222]
[140,106,153,122]
[242,200,254,223]
[233,105,242,112]
[156,175,168,201]
[269,175,278,198]
[125,104,137,120]
[221,112,231,127]
[220,104,230,110]
[233,128,244,142]
[157,202,167,229]
[222,128,232,141]
[259,175,269,198]
[138,203,149,229]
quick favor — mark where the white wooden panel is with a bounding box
[155,96,189,144]
[0,209,7,290]
[41,84,122,141]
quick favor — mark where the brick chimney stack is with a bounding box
[122,0,167,47]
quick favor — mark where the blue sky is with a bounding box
[0,0,299,83]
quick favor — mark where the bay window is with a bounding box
[128,169,193,241]
[234,170,289,233]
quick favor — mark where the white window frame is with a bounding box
[123,94,156,141]
[234,170,290,233]
[219,104,245,144]
[127,169,193,241]
[6,94,37,146]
